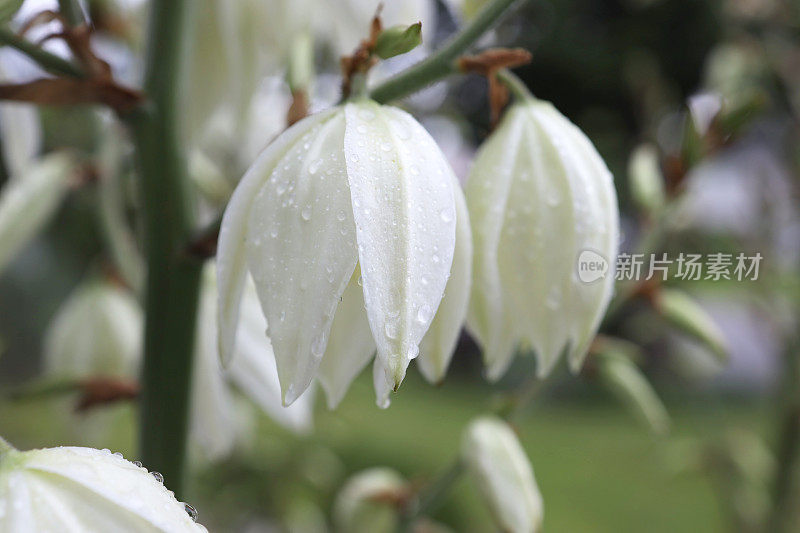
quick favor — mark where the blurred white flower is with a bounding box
[466,99,619,380]
[44,280,142,378]
[333,467,407,533]
[191,265,315,460]
[461,417,543,533]
[217,100,461,408]
[0,439,207,532]
[0,153,75,275]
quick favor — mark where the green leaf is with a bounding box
[374,23,422,60]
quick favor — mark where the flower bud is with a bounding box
[374,23,423,60]
[0,60,40,178]
[44,280,142,379]
[0,439,207,532]
[628,144,665,217]
[655,289,728,363]
[594,350,670,435]
[333,467,407,533]
[466,99,619,380]
[461,417,543,533]
[217,100,459,408]
[0,153,74,275]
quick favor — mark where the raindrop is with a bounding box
[357,124,368,134]
[336,210,346,221]
[151,472,164,483]
[301,205,312,221]
[311,333,327,356]
[133,461,143,468]
[416,304,432,323]
[276,182,287,196]
[439,208,453,223]
[270,228,279,238]
[184,503,198,522]
[309,159,323,175]
[380,142,392,152]
[384,321,398,340]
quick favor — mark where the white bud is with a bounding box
[461,417,543,533]
[466,100,619,380]
[0,59,40,179]
[44,281,142,379]
[0,440,207,532]
[333,467,406,533]
[217,100,458,408]
[0,153,74,275]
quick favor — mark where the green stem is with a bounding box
[497,68,533,101]
[767,339,800,532]
[0,28,84,78]
[370,0,524,104]
[400,460,465,531]
[124,0,200,498]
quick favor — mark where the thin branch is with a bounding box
[0,27,84,78]
[369,0,525,104]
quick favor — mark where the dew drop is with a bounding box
[311,333,327,356]
[184,503,198,522]
[384,321,398,339]
[380,142,392,152]
[309,159,323,175]
[151,471,164,483]
[301,205,312,221]
[439,208,453,223]
[357,124,368,134]
[270,228,279,238]
[416,304,432,323]
[133,461,143,468]
[337,210,346,221]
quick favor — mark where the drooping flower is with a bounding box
[0,439,207,532]
[461,417,543,533]
[333,467,408,533]
[41,268,313,459]
[44,280,142,379]
[466,98,619,380]
[217,100,460,408]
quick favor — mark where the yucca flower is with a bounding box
[0,439,207,532]
[217,99,464,407]
[466,98,619,380]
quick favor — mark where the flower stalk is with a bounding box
[125,0,200,498]
[369,0,524,104]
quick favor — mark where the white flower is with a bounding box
[0,440,206,532]
[333,467,407,533]
[0,153,75,276]
[44,281,142,379]
[461,417,543,533]
[217,100,460,408]
[191,264,315,459]
[466,99,619,380]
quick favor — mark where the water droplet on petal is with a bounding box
[151,471,164,483]
[184,503,198,522]
[301,205,312,221]
[385,321,398,340]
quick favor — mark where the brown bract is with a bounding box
[1,11,142,114]
[458,48,532,127]
[340,10,383,98]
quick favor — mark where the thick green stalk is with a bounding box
[57,0,84,26]
[767,339,800,532]
[126,0,199,497]
[370,0,523,104]
[0,28,83,78]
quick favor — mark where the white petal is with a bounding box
[217,109,336,368]
[0,447,206,532]
[245,109,358,405]
[0,153,73,275]
[344,101,456,405]
[465,113,526,380]
[417,177,472,383]
[191,267,238,460]
[529,102,619,371]
[318,266,375,409]
[228,275,315,433]
[0,60,40,178]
